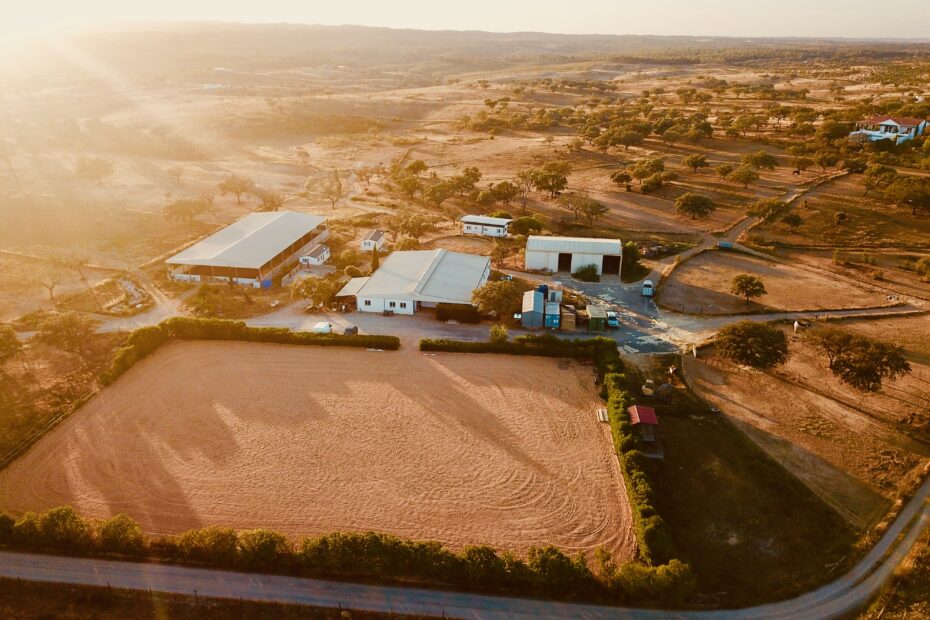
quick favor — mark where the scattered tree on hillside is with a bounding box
[255,190,286,212]
[318,169,348,210]
[727,165,760,188]
[492,181,519,206]
[218,174,256,205]
[471,280,522,317]
[674,192,716,219]
[730,274,767,304]
[805,327,911,392]
[289,275,343,309]
[884,176,930,216]
[716,321,788,369]
[610,170,633,190]
[34,257,70,300]
[164,196,211,223]
[405,160,428,178]
[683,154,708,173]
[715,163,734,179]
[862,164,897,194]
[515,170,535,211]
[0,324,21,361]
[781,212,803,231]
[741,150,778,171]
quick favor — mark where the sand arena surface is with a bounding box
[0,341,635,559]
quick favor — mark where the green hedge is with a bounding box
[101,317,400,385]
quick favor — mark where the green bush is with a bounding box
[98,513,145,555]
[101,318,401,384]
[38,506,93,551]
[177,526,240,566]
[238,529,293,571]
[573,264,600,282]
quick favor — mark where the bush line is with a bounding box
[0,505,692,605]
[101,317,400,385]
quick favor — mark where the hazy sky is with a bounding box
[5,0,930,39]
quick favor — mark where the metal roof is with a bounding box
[526,235,622,255]
[304,244,328,259]
[522,290,544,313]
[628,405,658,426]
[166,211,327,270]
[863,116,925,127]
[461,215,512,227]
[363,229,385,242]
[336,277,370,297]
[347,249,490,305]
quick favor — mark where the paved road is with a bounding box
[0,474,926,619]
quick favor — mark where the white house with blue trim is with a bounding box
[849,116,927,145]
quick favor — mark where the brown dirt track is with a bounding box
[0,341,635,559]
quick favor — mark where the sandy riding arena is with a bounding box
[0,341,635,559]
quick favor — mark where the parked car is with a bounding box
[312,321,333,334]
[606,311,620,329]
[641,279,655,297]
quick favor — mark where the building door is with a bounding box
[602,254,621,276]
[557,253,572,272]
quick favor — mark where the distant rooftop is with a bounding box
[863,115,925,127]
[628,404,658,426]
[461,214,512,226]
[526,235,623,255]
[166,211,326,270]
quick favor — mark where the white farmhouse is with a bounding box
[360,229,386,252]
[461,215,511,238]
[524,236,623,276]
[849,116,928,145]
[338,249,491,315]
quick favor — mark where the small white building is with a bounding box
[850,116,928,145]
[524,236,623,276]
[361,229,386,252]
[461,215,512,238]
[338,249,491,315]
[299,244,330,266]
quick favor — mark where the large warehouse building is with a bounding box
[166,211,329,288]
[338,249,491,315]
[524,236,623,276]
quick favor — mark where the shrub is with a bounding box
[98,513,145,554]
[344,265,365,278]
[238,529,293,571]
[39,506,92,551]
[716,321,789,369]
[573,264,600,282]
[509,216,542,235]
[489,324,509,343]
[13,512,42,547]
[0,513,14,543]
[177,526,239,565]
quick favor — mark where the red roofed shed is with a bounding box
[627,404,658,426]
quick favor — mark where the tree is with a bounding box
[730,274,766,303]
[621,241,641,278]
[370,247,380,272]
[716,321,789,369]
[746,198,787,222]
[630,157,665,185]
[75,157,114,185]
[515,170,535,211]
[0,324,21,361]
[289,275,343,309]
[471,280,522,316]
[806,327,910,392]
[167,165,184,185]
[715,163,734,179]
[36,312,98,356]
[489,324,509,343]
[509,216,542,235]
[884,176,930,216]
[727,165,760,188]
[405,160,428,178]
[98,514,144,554]
[675,193,716,219]
[164,197,210,223]
[35,259,69,300]
[781,212,803,231]
[862,164,897,194]
[610,170,632,190]
[256,190,285,212]
[218,175,256,205]
[791,156,814,174]
[617,131,644,150]
[741,150,778,170]
[579,198,608,226]
[683,154,708,173]
[813,151,839,172]
[492,181,519,206]
[318,169,347,209]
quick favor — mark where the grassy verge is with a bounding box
[860,535,930,619]
[643,376,858,608]
[0,576,428,620]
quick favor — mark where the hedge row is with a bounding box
[420,335,681,568]
[0,506,691,604]
[101,317,400,385]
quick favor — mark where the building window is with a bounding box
[400,302,407,308]
[389,301,396,308]
[363,300,371,306]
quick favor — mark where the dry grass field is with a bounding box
[0,341,635,559]
[685,329,930,530]
[660,250,889,314]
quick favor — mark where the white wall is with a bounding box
[357,296,415,315]
[571,252,607,275]
[361,238,384,251]
[463,223,508,237]
[524,250,559,272]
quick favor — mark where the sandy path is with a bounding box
[0,342,635,559]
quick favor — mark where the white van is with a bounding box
[641,280,655,297]
[312,321,333,334]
